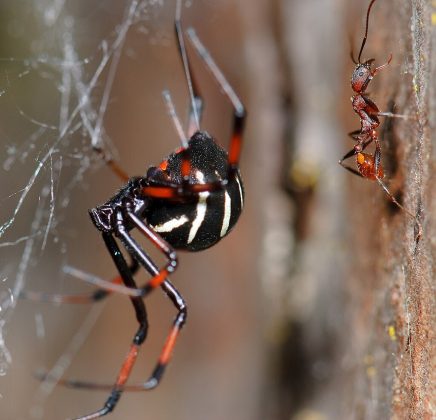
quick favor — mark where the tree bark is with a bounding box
[253,0,435,418]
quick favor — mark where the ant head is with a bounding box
[351,0,379,93]
[351,59,375,93]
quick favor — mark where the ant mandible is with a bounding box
[23,1,245,419]
[339,0,422,241]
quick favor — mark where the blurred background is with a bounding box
[0,1,433,419]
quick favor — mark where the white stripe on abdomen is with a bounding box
[220,191,231,237]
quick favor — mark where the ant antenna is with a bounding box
[162,90,189,149]
[175,0,200,132]
[357,0,378,63]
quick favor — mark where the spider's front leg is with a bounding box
[73,231,150,420]
[53,210,187,420]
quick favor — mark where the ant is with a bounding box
[22,1,245,419]
[339,0,422,241]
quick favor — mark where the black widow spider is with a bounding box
[23,2,245,419]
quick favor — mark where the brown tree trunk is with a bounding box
[248,0,435,418]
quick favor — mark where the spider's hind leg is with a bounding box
[186,27,246,169]
[175,1,203,136]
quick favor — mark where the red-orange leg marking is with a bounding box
[159,327,180,365]
[148,270,168,290]
[229,133,242,167]
[116,345,140,386]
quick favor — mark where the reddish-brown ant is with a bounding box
[339,0,422,241]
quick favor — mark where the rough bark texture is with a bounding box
[251,0,435,419]
[388,1,435,418]
[343,1,434,418]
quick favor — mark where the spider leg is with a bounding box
[174,7,203,136]
[19,260,140,304]
[40,279,187,396]
[114,211,178,295]
[162,90,189,149]
[139,14,245,201]
[175,0,202,134]
[186,27,246,170]
[187,96,204,138]
[25,208,176,304]
[93,146,130,183]
[39,231,186,418]
[51,232,149,420]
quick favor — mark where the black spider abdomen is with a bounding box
[145,132,244,251]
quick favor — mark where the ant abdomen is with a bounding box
[356,152,383,180]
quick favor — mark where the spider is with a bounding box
[24,3,245,419]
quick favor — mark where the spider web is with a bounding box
[0,0,167,406]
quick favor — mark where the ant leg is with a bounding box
[348,130,373,142]
[360,93,413,121]
[339,138,373,177]
[372,53,392,75]
[186,28,246,170]
[375,175,423,241]
[339,163,364,178]
[372,141,422,240]
[360,95,380,117]
[377,111,411,120]
[339,147,363,177]
[348,129,363,140]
